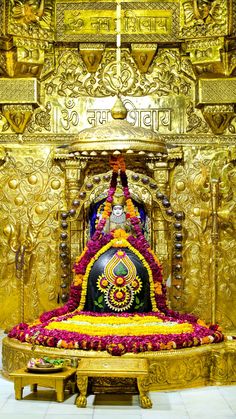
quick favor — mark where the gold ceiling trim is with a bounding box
[1,134,236,146]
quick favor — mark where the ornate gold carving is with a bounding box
[75,376,88,407]
[184,38,236,77]
[197,78,236,105]
[186,37,223,66]
[0,0,235,392]
[75,357,151,408]
[70,117,168,155]
[186,101,209,133]
[131,43,157,73]
[99,49,137,95]
[0,149,64,328]
[170,146,236,326]
[0,78,40,104]
[8,0,54,40]
[2,104,34,133]
[86,100,174,133]
[56,1,179,43]
[121,5,177,42]
[27,102,52,133]
[0,51,7,77]
[91,376,137,394]
[79,43,105,73]
[1,132,236,145]
[0,78,41,133]
[180,0,227,38]
[202,104,235,135]
[64,158,88,202]
[137,378,152,408]
[47,47,191,99]
[3,337,236,390]
[0,39,51,78]
[56,1,116,43]
[0,146,7,165]
[0,1,4,37]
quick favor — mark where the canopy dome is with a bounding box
[70,97,167,156]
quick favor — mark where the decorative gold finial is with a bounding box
[111,96,128,120]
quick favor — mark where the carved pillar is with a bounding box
[145,159,170,277]
[54,152,89,302]
[146,159,169,195]
[64,158,88,204]
[210,179,219,324]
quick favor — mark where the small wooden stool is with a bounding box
[10,367,76,402]
[76,357,152,408]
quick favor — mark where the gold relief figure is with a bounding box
[10,0,52,28]
[182,0,223,26]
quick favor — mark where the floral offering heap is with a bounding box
[9,156,224,355]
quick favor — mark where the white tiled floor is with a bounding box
[0,331,236,419]
[0,373,235,419]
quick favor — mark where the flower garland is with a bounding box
[8,312,224,355]
[8,155,224,356]
[40,155,165,322]
[45,317,194,336]
[75,235,158,312]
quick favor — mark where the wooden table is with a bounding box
[76,357,152,408]
[10,367,76,402]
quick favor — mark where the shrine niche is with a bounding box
[0,0,236,391]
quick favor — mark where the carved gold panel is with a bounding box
[0,146,65,330]
[2,337,236,391]
[180,0,228,39]
[197,78,236,106]
[0,0,235,347]
[170,146,236,329]
[56,0,179,42]
[2,104,34,133]
[0,78,40,105]
[7,0,54,41]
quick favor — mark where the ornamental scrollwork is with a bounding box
[45,48,192,99]
[27,101,52,133]
[186,102,209,133]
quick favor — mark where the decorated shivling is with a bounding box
[8,156,224,356]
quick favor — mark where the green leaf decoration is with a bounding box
[98,295,104,303]
[114,262,128,276]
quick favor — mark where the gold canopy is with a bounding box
[70,97,168,156]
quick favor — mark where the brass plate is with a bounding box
[27,366,63,373]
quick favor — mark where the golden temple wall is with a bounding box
[0,0,235,336]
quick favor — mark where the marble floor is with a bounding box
[0,371,236,419]
[0,332,236,419]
